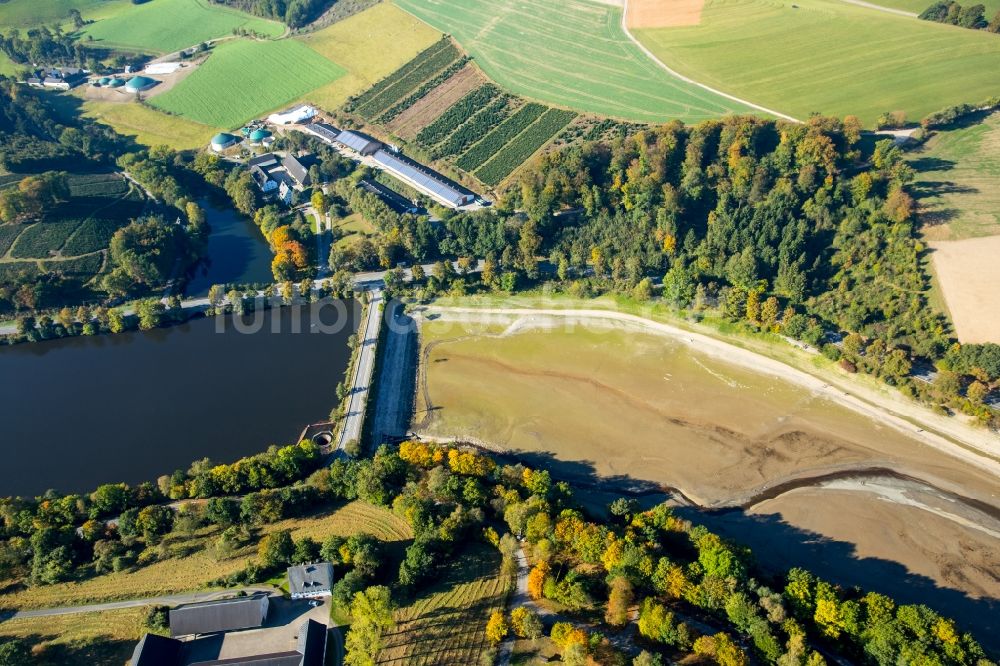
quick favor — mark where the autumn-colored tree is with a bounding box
[527,560,549,600]
[510,607,543,639]
[485,610,509,645]
[605,576,633,626]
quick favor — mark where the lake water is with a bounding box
[185,199,274,296]
[0,301,359,497]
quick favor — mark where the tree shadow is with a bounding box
[0,632,135,665]
[908,157,957,174]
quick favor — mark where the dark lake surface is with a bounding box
[0,301,359,497]
[185,199,274,296]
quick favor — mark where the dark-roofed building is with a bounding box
[281,155,311,188]
[287,563,334,599]
[169,593,270,637]
[335,130,381,156]
[27,66,86,90]
[250,165,277,193]
[132,633,183,666]
[248,153,280,169]
[130,619,326,666]
[372,150,474,208]
[358,179,418,215]
[301,123,340,144]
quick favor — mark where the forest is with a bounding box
[0,440,992,665]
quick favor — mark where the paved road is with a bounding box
[1,586,275,620]
[336,288,384,450]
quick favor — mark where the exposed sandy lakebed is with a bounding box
[414,306,1000,633]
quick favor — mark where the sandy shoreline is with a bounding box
[425,307,1000,482]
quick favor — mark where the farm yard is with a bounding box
[394,0,749,123]
[378,544,510,666]
[633,0,1000,126]
[151,39,345,128]
[0,173,144,290]
[295,1,442,111]
[79,0,283,53]
[81,101,218,151]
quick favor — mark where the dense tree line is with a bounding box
[208,0,333,28]
[920,0,1000,31]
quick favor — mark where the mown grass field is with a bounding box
[296,1,442,111]
[633,0,1000,126]
[379,544,510,665]
[911,111,1000,241]
[80,0,283,53]
[0,500,411,610]
[394,0,749,123]
[82,99,219,148]
[151,39,345,128]
[0,607,149,666]
[0,0,126,28]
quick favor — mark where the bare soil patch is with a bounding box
[627,0,704,28]
[929,235,1000,343]
[386,64,485,138]
[78,59,202,104]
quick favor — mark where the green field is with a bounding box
[80,0,283,53]
[151,39,345,128]
[394,0,750,123]
[0,0,126,28]
[83,100,219,149]
[633,0,1000,126]
[911,111,1000,241]
[295,1,442,111]
[0,607,148,666]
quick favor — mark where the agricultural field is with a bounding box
[80,0,283,53]
[473,108,577,186]
[394,0,749,123]
[387,66,486,138]
[633,0,1000,126]
[295,1,442,111]
[0,173,143,286]
[151,39,345,128]
[82,100,218,150]
[0,607,148,666]
[0,500,411,611]
[911,111,1000,241]
[929,235,1000,344]
[379,544,510,666]
[0,0,126,28]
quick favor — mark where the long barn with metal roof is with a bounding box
[372,150,473,208]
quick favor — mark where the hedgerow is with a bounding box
[353,40,461,119]
[474,109,576,186]
[416,84,501,146]
[433,97,512,159]
[454,103,546,172]
[377,57,471,124]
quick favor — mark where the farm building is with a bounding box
[248,152,312,204]
[168,593,270,637]
[359,178,419,214]
[210,132,241,151]
[268,104,317,125]
[125,75,158,93]
[288,562,334,599]
[301,122,340,144]
[26,67,86,90]
[145,62,183,75]
[130,618,327,666]
[373,150,474,208]
[248,128,272,145]
[334,130,381,156]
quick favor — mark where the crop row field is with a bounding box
[395,0,749,123]
[633,0,1000,126]
[79,0,283,53]
[379,544,510,666]
[151,39,346,128]
[349,38,463,121]
[473,108,577,185]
